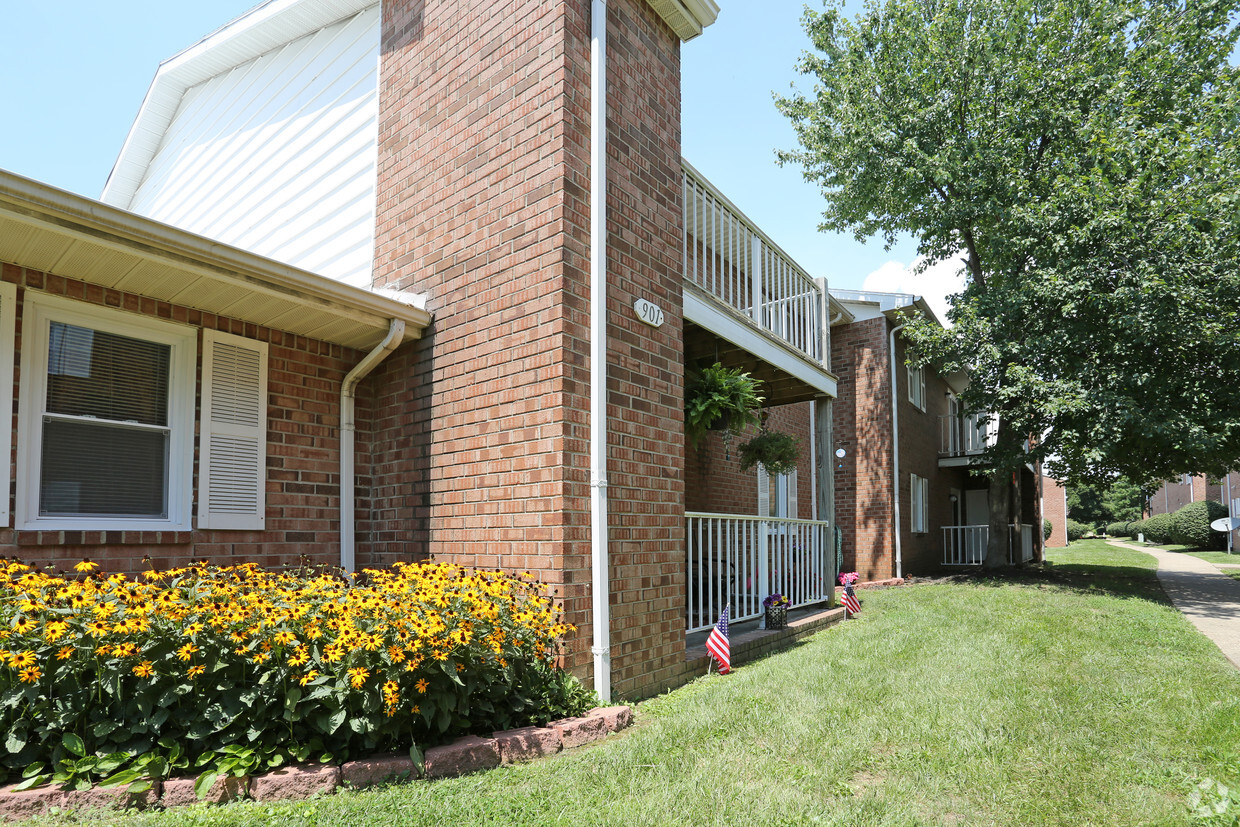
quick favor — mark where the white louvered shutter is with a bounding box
[787,469,798,520]
[757,465,769,517]
[0,283,14,527]
[198,330,268,529]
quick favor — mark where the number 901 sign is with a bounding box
[632,298,665,328]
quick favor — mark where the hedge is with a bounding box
[0,560,594,794]
[1043,518,1053,541]
[1142,513,1174,545]
[1171,500,1229,550]
[1066,519,1089,542]
[1105,521,1133,538]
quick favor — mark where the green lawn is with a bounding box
[1185,550,1240,567]
[35,541,1240,826]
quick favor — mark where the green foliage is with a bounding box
[0,561,595,793]
[1043,518,1052,541]
[684,363,763,450]
[1068,477,1146,527]
[1142,513,1174,545]
[1105,522,1127,537]
[737,429,800,476]
[778,0,1240,490]
[1066,519,1089,543]
[1171,500,1230,550]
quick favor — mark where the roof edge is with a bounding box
[647,0,721,41]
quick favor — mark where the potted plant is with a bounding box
[684,362,763,452]
[738,428,800,476]
[763,593,789,630]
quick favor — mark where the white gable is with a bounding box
[104,0,380,289]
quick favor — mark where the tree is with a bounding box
[1066,476,1145,526]
[778,0,1240,567]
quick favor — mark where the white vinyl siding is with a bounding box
[911,473,929,534]
[0,283,15,527]
[199,331,268,530]
[16,294,196,531]
[126,8,380,288]
[907,361,926,411]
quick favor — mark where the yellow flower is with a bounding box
[176,643,198,662]
[12,617,36,634]
[10,650,37,668]
[74,560,99,573]
[187,665,206,679]
[272,630,296,647]
[287,647,310,667]
[85,620,109,638]
[347,667,370,689]
[183,623,204,637]
[297,670,320,687]
[132,661,154,678]
[251,651,271,664]
[55,646,73,660]
[18,666,41,683]
[415,678,429,694]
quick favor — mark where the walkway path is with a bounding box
[1108,540,1240,669]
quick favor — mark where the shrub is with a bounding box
[0,560,593,792]
[1128,519,1145,539]
[1066,519,1089,542]
[1106,521,1128,537]
[1171,500,1229,550]
[1043,518,1052,541]
[1142,513,1174,544]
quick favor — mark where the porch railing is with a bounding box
[686,512,833,633]
[939,412,991,457]
[682,162,823,364]
[942,523,1035,566]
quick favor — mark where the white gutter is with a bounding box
[889,321,908,580]
[589,0,612,703]
[340,318,406,574]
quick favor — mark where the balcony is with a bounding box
[686,513,834,633]
[939,412,991,460]
[681,162,836,404]
[942,524,1034,566]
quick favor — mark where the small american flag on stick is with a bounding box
[842,583,861,616]
[706,604,730,674]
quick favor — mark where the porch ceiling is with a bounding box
[685,319,827,406]
[0,170,429,350]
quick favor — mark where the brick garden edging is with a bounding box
[0,705,634,822]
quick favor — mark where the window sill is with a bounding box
[16,530,193,547]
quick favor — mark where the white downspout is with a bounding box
[340,319,406,574]
[589,0,612,703]
[889,321,907,580]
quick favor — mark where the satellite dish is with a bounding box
[1210,517,1240,532]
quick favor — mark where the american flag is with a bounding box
[842,584,861,616]
[706,604,730,674]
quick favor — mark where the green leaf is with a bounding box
[194,770,220,800]
[61,732,86,757]
[11,774,51,792]
[127,779,154,794]
[5,727,27,754]
[97,768,142,789]
[409,743,425,776]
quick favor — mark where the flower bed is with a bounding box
[0,559,594,795]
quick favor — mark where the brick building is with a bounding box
[1042,476,1068,548]
[828,290,1043,577]
[1149,471,1240,549]
[0,0,861,700]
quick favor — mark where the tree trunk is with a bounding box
[983,469,1011,569]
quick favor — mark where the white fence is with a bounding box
[942,523,1035,566]
[938,413,991,458]
[682,162,823,364]
[686,513,833,633]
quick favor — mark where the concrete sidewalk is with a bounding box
[1108,540,1240,669]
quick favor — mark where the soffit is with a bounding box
[0,170,428,351]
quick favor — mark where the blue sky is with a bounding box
[0,2,930,298]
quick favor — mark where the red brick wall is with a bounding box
[1043,476,1068,547]
[0,261,360,575]
[372,0,686,698]
[685,402,815,519]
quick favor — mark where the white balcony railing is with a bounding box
[686,513,833,633]
[942,524,1035,566]
[939,412,992,458]
[682,162,823,364]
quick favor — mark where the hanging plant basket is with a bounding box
[684,363,763,450]
[738,428,800,477]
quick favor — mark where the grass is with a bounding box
[1184,551,1240,567]
[28,540,1240,827]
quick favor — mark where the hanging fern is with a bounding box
[684,363,763,450]
[738,428,800,476]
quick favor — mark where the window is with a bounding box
[911,473,929,533]
[758,466,797,519]
[907,361,926,411]
[17,294,197,530]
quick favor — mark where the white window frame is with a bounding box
[907,361,926,411]
[15,294,197,531]
[911,472,929,534]
[0,282,15,528]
